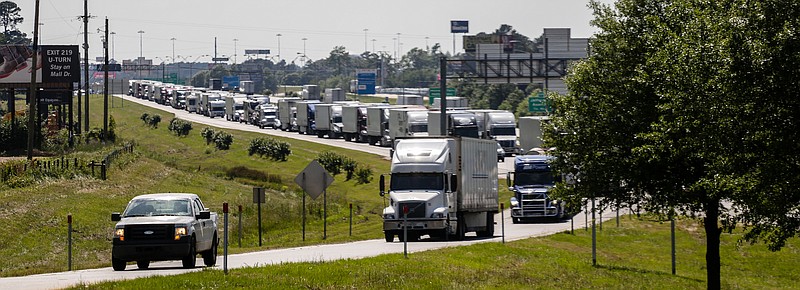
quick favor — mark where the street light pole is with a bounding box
[301,37,307,67]
[371,39,376,53]
[137,30,144,79]
[110,31,116,61]
[170,37,176,64]
[233,38,238,64]
[276,33,282,61]
[363,28,368,52]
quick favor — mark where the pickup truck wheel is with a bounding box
[384,232,394,242]
[112,257,126,271]
[136,260,150,269]
[182,236,197,269]
[202,235,218,267]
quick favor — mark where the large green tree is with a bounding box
[0,1,26,44]
[546,1,800,289]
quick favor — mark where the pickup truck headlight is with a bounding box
[174,227,188,240]
[114,228,125,241]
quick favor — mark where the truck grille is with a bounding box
[126,224,173,241]
[399,202,426,218]
[519,193,550,216]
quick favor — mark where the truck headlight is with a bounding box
[510,197,519,208]
[383,214,395,219]
[430,212,444,218]
[174,227,188,240]
[114,228,125,241]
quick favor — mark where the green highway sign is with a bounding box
[528,92,549,113]
[429,88,457,105]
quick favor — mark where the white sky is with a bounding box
[15,0,615,63]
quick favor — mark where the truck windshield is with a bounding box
[390,173,444,191]
[124,199,192,217]
[409,123,428,133]
[514,171,557,186]
[490,127,517,136]
[453,127,479,138]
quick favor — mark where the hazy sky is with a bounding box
[14,0,615,63]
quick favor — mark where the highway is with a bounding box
[0,205,621,290]
[0,94,604,289]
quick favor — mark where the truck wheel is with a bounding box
[136,260,150,269]
[182,236,197,269]
[317,131,325,138]
[202,235,218,267]
[384,232,394,242]
[112,257,126,271]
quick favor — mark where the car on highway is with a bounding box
[111,193,218,271]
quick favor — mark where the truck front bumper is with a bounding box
[510,206,560,218]
[112,236,192,262]
[383,218,447,231]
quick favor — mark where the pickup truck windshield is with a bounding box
[123,199,192,217]
[391,173,444,191]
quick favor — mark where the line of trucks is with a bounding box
[127,80,568,241]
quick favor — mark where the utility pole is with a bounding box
[82,0,90,132]
[27,0,41,161]
[81,0,90,132]
[170,37,176,64]
[103,18,109,139]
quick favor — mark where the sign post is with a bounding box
[294,160,334,240]
[252,187,265,246]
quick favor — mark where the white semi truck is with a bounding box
[518,116,549,153]
[296,100,321,135]
[225,96,246,121]
[314,103,344,138]
[389,108,429,141]
[470,110,520,156]
[380,137,499,241]
[428,111,480,138]
[277,97,301,131]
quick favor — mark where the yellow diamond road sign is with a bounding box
[294,160,334,200]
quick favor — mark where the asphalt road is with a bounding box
[0,207,625,290]
[0,94,591,289]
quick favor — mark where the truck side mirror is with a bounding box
[197,211,211,220]
[506,172,512,188]
[450,174,458,192]
[111,212,121,221]
[379,175,386,196]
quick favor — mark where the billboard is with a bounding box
[0,44,80,83]
[356,69,377,95]
[244,49,270,55]
[451,20,469,33]
[222,75,240,89]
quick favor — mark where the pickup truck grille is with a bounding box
[399,202,426,218]
[126,224,173,241]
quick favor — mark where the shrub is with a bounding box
[201,127,215,145]
[248,137,291,161]
[107,115,117,141]
[168,118,192,137]
[317,151,344,176]
[140,113,161,128]
[317,151,373,183]
[213,131,233,150]
[225,166,282,184]
[84,127,103,143]
[355,165,373,185]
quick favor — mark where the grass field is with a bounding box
[71,215,800,289]
[0,94,390,277]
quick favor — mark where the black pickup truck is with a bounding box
[111,193,218,271]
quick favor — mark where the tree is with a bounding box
[0,1,26,44]
[545,1,800,289]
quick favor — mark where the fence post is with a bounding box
[223,202,229,275]
[501,203,505,244]
[238,205,242,248]
[101,161,107,180]
[67,214,73,271]
[349,203,353,237]
[90,161,95,176]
